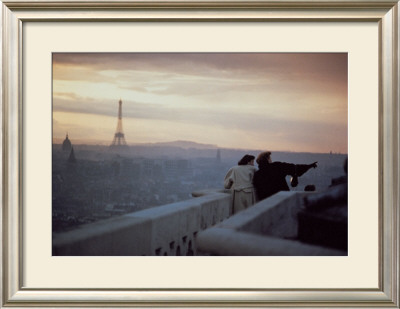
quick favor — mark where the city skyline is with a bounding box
[53,53,348,154]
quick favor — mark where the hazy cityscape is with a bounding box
[52,136,347,233]
[52,53,348,256]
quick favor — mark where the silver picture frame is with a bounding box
[2,0,399,307]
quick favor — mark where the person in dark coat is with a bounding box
[253,151,317,201]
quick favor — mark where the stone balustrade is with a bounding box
[196,191,347,256]
[52,190,232,256]
[53,189,346,256]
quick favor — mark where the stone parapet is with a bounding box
[196,191,347,256]
[53,190,231,256]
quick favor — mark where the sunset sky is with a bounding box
[52,53,348,153]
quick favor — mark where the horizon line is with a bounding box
[52,140,347,155]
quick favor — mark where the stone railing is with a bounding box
[196,191,346,256]
[52,190,232,256]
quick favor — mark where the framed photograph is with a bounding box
[2,0,399,307]
[51,52,349,257]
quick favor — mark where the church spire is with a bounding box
[68,146,77,163]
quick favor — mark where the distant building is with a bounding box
[68,147,77,164]
[143,159,156,177]
[62,133,72,152]
[164,159,191,178]
[216,149,221,164]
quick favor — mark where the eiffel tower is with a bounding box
[110,99,128,149]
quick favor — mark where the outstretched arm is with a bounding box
[295,161,317,177]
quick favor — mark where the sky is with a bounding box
[52,53,348,153]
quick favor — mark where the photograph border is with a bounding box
[2,0,399,307]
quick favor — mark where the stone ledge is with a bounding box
[53,190,231,256]
[196,191,347,256]
[197,227,345,256]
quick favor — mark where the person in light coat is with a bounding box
[224,154,257,214]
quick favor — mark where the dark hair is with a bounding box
[238,154,255,165]
[256,151,272,166]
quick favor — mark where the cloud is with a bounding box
[53,93,193,122]
[52,53,348,153]
[53,86,346,134]
[53,53,347,86]
[53,53,347,106]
